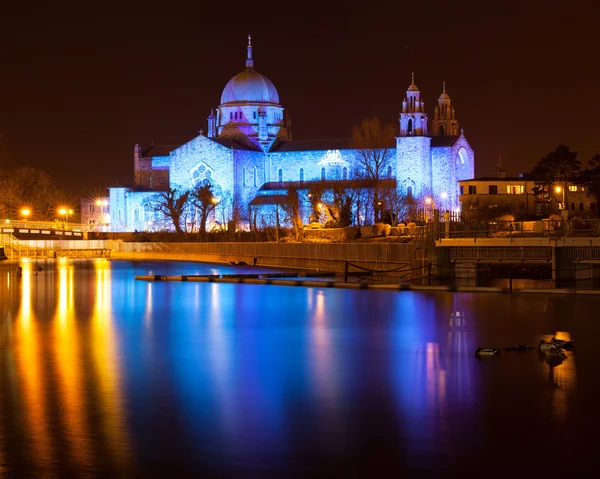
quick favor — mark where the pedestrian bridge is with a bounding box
[434,236,600,283]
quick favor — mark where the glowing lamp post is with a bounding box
[555,185,568,220]
[424,197,433,223]
[96,199,109,231]
[58,208,73,229]
[440,191,448,211]
[20,208,31,221]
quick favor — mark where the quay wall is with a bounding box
[107,241,418,273]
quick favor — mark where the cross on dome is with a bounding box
[246,34,254,69]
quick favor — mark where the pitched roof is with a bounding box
[270,138,352,152]
[212,137,262,151]
[458,175,534,182]
[141,144,178,157]
[258,178,397,192]
[249,195,289,206]
[429,136,458,147]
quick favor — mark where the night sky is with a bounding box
[0,0,598,195]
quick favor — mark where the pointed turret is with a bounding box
[207,108,216,138]
[399,73,428,136]
[432,81,459,136]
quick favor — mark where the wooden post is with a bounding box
[344,261,349,283]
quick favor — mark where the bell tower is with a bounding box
[399,73,428,137]
[396,73,432,197]
[432,82,459,136]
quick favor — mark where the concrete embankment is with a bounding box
[134,274,600,295]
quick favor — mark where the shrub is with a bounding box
[344,226,361,240]
[371,223,386,237]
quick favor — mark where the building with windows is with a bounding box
[108,37,475,232]
[458,173,596,219]
[80,196,111,231]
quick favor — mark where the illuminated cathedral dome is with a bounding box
[220,69,280,105]
[220,36,280,105]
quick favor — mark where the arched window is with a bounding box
[407,118,413,135]
[321,167,326,180]
[253,168,257,187]
[387,165,392,177]
[253,111,257,120]
[278,169,283,183]
[230,112,233,121]
[439,125,445,136]
[243,167,247,187]
[299,168,304,182]
[407,186,413,199]
[343,167,348,180]
[148,172,153,188]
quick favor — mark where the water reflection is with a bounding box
[90,260,132,470]
[53,261,92,469]
[15,262,54,468]
[1,260,598,476]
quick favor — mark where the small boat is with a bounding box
[475,348,500,356]
[544,345,567,359]
[504,345,532,352]
[550,337,575,349]
[539,340,556,353]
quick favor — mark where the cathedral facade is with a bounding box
[108,38,474,232]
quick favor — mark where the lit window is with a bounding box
[568,185,578,192]
[506,185,524,194]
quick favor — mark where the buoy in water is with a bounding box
[475,348,500,356]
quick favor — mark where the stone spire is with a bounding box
[399,73,427,136]
[246,34,254,69]
[433,81,458,136]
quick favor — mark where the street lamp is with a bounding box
[554,185,568,219]
[440,192,448,212]
[58,208,73,229]
[96,199,109,231]
[20,208,31,221]
[424,197,433,223]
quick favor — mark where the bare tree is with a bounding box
[1,166,68,220]
[350,117,396,223]
[281,183,303,240]
[324,181,358,227]
[150,187,190,233]
[190,183,217,234]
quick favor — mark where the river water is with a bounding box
[0,259,599,477]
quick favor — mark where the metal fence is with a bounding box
[432,219,600,239]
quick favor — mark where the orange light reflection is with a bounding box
[53,261,92,469]
[15,262,54,467]
[91,260,132,469]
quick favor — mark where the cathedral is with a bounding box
[108,37,474,232]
